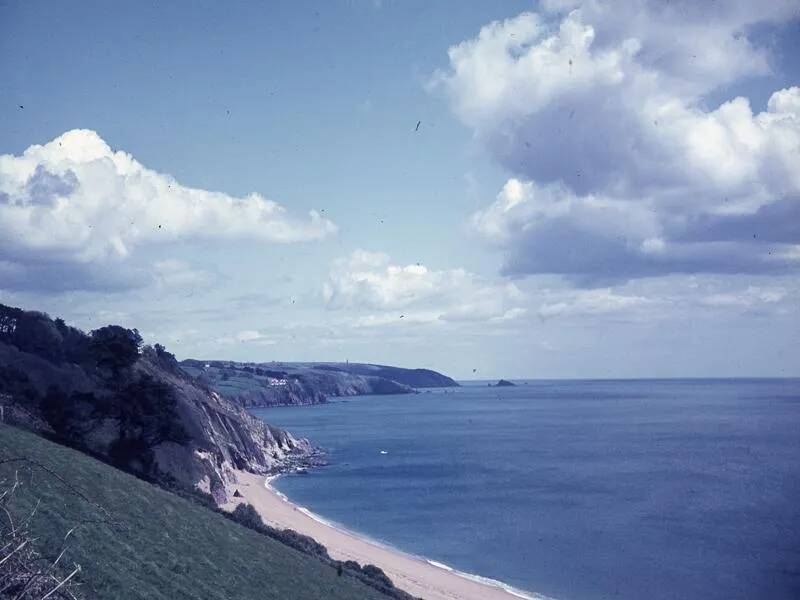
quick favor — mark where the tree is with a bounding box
[8,311,64,361]
[153,343,177,366]
[89,326,142,374]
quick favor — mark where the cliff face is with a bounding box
[134,353,312,503]
[181,360,457,407]
[0,304,311,504]
[323,363,459,389]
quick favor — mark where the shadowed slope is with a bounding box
[0,424,390,600]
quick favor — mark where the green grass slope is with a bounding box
[0,425,387,600]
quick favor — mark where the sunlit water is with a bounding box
[252,379,800,600]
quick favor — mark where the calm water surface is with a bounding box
[252,379,800,600]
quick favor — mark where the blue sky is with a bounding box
[1,1,798,379]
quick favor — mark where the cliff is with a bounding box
[0,304,312,504]
[181,360,459,407]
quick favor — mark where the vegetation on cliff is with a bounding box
[0,303,310,503]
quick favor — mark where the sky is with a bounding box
[0,0,798,379]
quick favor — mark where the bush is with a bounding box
[361,564,395,590]
[230,503,264,530]
[40,389,97,439]
[153,343,177,365]
[115,375,189,446]
[0,365,37,405]
[228,503,330,560]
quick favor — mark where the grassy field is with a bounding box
[0,424,388,600]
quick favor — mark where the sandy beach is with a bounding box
[225,469,547,600]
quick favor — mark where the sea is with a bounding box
[251,379,800,600]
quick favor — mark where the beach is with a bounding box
[225,469,546,600]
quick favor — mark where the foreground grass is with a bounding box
[0,425,388,600]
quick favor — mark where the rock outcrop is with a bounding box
[493,379,516,387]
[0,303,312,504]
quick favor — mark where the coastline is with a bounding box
[225,469,551,600]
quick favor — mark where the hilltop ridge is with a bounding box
[181,359,459,407]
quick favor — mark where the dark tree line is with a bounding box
[0,305,143,371]
[0,303,187,480]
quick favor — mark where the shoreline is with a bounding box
[225,469,551,600]
[265,475,540,600]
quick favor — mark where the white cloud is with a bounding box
[213,330,277,346]
[537,288,651,319]
[533,279,791,321]
[323,250,461,310]
[471,178,658,245]
[0,129,336,290]
[433,3,800,283]
[700,286,786,309]
[323,250,527,323]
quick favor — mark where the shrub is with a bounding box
[229,503,264,530]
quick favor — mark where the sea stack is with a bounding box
[494,379,516,387]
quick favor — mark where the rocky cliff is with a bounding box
[181,360,458,407]
[0,304,312,504]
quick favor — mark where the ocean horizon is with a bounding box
[254,378,800,600]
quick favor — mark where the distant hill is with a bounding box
[313,362,459,389]
[0,424,404,600]
[181,360,459,408]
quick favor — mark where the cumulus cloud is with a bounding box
[533,278,793,321]
[323,250,526,323]
[537,288,652,319]
[433,2,800,283]
[0,129,336,290]
[472,178,799,285]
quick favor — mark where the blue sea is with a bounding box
[252,379,800,600]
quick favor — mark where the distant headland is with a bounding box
[181,359,459,407]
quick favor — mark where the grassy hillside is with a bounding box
[0,425,388,600]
